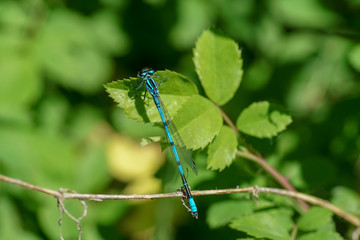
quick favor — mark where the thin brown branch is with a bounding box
[0,174,61,197]
[237,150,310,209]
[258,187,360,227]
[1,174,359,227]
[353,227,360,240]
[214,103,260,155]
[214,102,309,209]
[215,104,239,138]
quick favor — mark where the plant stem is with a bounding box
[1,174,358,227]
[215,103,309,209]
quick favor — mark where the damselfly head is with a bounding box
[138,68,155,78]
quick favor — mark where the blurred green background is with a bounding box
[1,0,360,239]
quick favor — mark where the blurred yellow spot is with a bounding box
[106,134,165,186]
[124,177,162,196]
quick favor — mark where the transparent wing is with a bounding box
[157,95,198,176]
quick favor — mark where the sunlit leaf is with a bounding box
[230,208,293,240]
[331,186,360,216]
[207,200,255,228]
[106,70,218,150]
[297,207,333,231]
[173,95,223,150]
[194,29,243,106]
[297,231,344,240]
[236,101,292,138]
[207,125,237,171]
[105,70,198,123]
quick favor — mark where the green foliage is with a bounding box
[207,126,238,171]
[236,101,292,138]
[229,208,293,240]
[35,10,113,93]
[349,44,360,72]
[331,187,360,216]
[1,0,360,239]
[297,207,333,231]
[106,29,297,239]
[269,0,341,28]
[171,95,223,150]
[207,200,255,228]
[106,30,291,161]
[194,29,243,106]
[106,70,197,123]
[297,231,344,240]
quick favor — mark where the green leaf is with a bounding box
[236,101,292,138]
[229,209,293,240]
[207,200,255,228]
[269,0,340,28]
[35,9,111,93]
[194,29,243,106]
[0,2,27,30]
[207,125,237,171]
[237,238,267,240]
[348,44,360,72]
[105,70,198,123]
[159,70,199,95]
[297,207,333,231]
[0,55,41,107]
[173,95,223,149]
[331,186,360,216]
[297,231,344,240]
[106,70,218,150]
